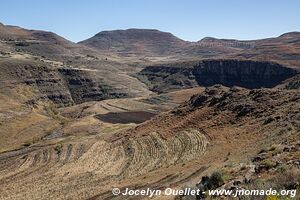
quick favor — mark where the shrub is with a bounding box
[208,171,227,189]
[264,117,274,124]
[196,170,229,199]
[261,159,277,170]
[54,144,63,155]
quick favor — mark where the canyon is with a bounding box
[137,60,298,93]
[0,22,299,200]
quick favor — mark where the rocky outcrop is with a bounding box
[0,59,127,105]
[137,60,298,93]
[58,68,127,104]
[136,64,198,93]
[276,74,300,89]
[187,85,300,123]
[0,60,74,105]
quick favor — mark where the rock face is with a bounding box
[0,59,127,105]
[58,68,127,104]
[0,59,74,105]
[193,60,298,88]
[136,63,198,93]
[137,59,298,93]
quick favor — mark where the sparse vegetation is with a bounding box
[264,116,275,124]
[0,19,300,200]
[44,102,68,125]
[261,159,277,170]
[54,144,63,155]
[45,102,59,116]
[197,170,229,191]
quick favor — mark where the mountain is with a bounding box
[3,22,299,64]
[233,32,300,66]
[79,28,300,65]
[0,23,99,60]
[0,22,32,39]
[78,28,252,58]
[79,28,189,56]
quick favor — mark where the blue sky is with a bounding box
[0,0,299,42]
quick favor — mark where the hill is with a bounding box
[79,28,188,56]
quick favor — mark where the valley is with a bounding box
[0,22,299,200]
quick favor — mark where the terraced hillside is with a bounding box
[0,22,299,200]
[0,127,209,199]
[0,84,299,199]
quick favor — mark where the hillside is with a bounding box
[0,22,299,200]
[0,23,84,59]
[0,85,299,199]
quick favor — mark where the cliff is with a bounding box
[193,60,298,88]
[137,59,298,93]
[0,58,127,106]
[136,64,198,93]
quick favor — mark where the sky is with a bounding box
[0,0,299,42]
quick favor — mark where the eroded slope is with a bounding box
[0,85,299,199]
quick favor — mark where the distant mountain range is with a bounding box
[79,28,300,64]
[0,22,300,65]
